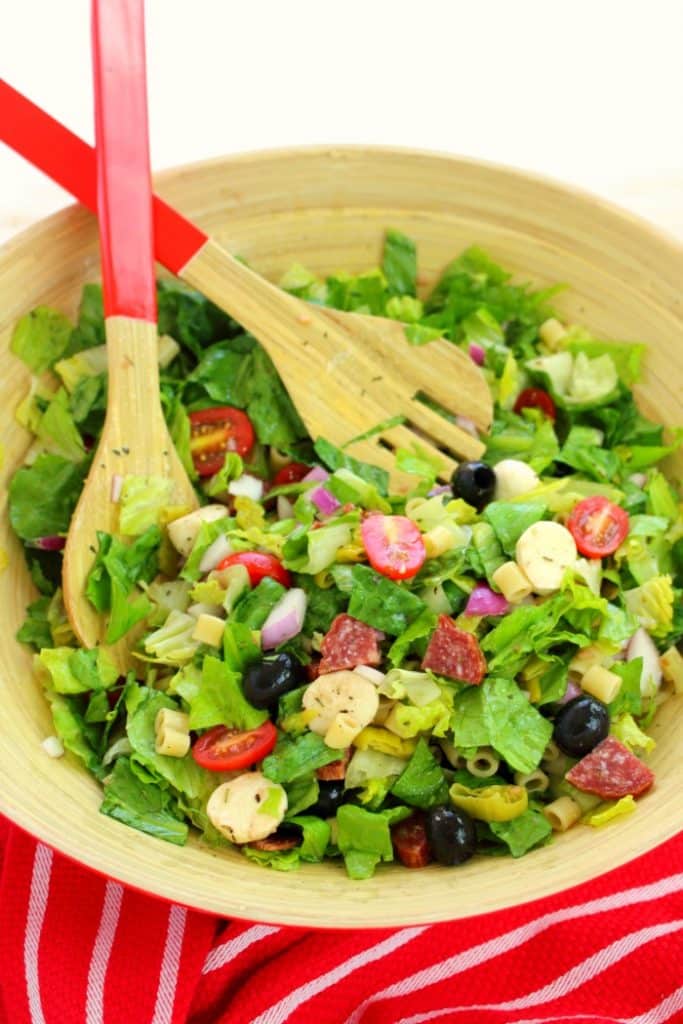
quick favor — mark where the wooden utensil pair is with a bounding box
[0,3,491,655]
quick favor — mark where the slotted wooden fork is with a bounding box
[0,82,493,493]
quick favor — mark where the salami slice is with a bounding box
[421,615,487,684]
[248,834,300,852]
[316,748,351,781]
[319,614,384,674]
[565,735,655,799]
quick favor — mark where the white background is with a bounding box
[2,0,683,241]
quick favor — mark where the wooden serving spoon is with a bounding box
[0,82,493,486]
[61,0,197,656]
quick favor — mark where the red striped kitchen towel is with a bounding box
[0,818,681,1024]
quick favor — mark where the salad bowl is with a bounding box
[0,147,681,928]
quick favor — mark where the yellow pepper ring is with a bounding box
[449,782,529,822]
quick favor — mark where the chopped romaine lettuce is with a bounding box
[11,306,74,373]
[332,564,425,635]
[390,739,449,809]
[9,453,86,541]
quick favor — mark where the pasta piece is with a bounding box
[491,561,533,604]
[543,796,582,832]
[539,317,567,350]
[465,748,500,778]
[155,708,191,758]
[514,768,550,794]
[581,665,622,704]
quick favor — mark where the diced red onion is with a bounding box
[199,534,233,574]
[277,496,294,520]
[28,535,66,551]
[455,415,479,438]
[559,679,582,704]
[427,484,452,497]
[110,473,124,503]
[627,627,662,695]
[261,588,307,649]
[228,473,264,501]
[310,486,341,516]
[302,466,330,483]
[465,582,509,617]
[469,342,485,366]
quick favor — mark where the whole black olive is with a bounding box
[307,780,346,818]
[553,695,609,758]
[425,805,477,866]
[450,460,496,511]
[243,653,303,710]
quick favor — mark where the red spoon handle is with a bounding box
[91,0,157,320]
[0,79,207,276]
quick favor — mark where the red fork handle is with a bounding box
[0,79,206,276]
[91,0,158,320]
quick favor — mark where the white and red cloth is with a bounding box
[0,816,681,1024]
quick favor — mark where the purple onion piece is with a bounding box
[469,342,486,366]
[427,484,453,498]
[302,466,330,483]
[310,485,341,516]
[27,535,66,552]
[559,679,582,704]
[465,582,509,617]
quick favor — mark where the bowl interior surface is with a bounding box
[0,148,681,928]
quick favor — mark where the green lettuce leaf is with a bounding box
[451,686,490,748]
[481,677,553,773]
[232,577,286,628]
[313,437,389,495]
[119,476,174,536]
[262,732,341,784]
[489,808,552,857]
[176,655,267,731]
[390,738,449,808]
[336,804,410,880]
[9,454,86,541]
[100,757,188,845]
[331,564,425,635]
[38,646,118,694]
[11,306,73,373]
[86,527,161,644]
[483,501,547,556]
[382,229,417,296]
[35,388,85,462]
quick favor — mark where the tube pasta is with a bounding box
[491,561,533,604]
[543,796,582,832]
[465,748,500,778]
[581,665,622,704]
[438,739,465,769]
[155,708,191,758]
[514,768,549,794]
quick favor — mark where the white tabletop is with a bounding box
[2,0,683,242]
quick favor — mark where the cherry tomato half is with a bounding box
[361,514,426,581]
[272,462,310,487]
[514,387,556,421]
[217,551,292,588]
[189,406,255,477]
[566,496,629,558]
[192,722,277,772]
[391,813,431,869]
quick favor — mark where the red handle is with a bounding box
[0,79,207,276]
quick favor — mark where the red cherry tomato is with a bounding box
[189,406,255,477]
[566,496,629,558]
[272,462,310,487]
[192,722,277,772]
[361,514,426,581]
[391,813,431,868]
[217,551,292,588]
[514,387,557,421]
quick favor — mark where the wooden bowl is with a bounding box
[1,148,681,928]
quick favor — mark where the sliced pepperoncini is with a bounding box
[449,782,528,822]
[353,726,416,758]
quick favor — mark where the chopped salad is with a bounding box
[8,234,683,878]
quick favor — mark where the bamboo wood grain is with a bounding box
[61,317,197,657]
[180,238,490,485]
[0,149,681,928]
